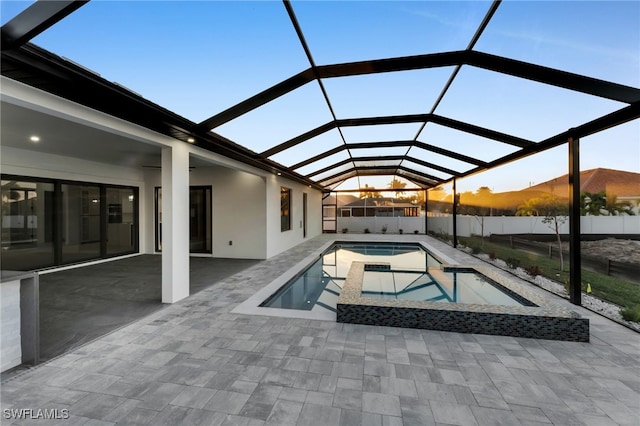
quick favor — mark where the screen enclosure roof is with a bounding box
[1,0,639,192]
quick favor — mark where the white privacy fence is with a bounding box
[337,216,426,234]
[337,215,640,235]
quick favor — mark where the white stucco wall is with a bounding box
[144,165,268,259]
[265,176,323,258]
[192,167,267,259]
[0,280,22,372]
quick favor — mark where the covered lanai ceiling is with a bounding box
[2,0,639,192]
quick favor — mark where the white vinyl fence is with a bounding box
[337,216,426,234]
[338,214,640,236]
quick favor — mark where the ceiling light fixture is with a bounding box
[277,172,282,176]
[29,135,40,142]
[187,137,195,143]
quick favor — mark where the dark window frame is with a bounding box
[281,186,291,232]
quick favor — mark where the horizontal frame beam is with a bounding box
[196,68,316,131]
[261,112,529,159]
[1,1,87,51]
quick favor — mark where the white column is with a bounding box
[161,144,190,303]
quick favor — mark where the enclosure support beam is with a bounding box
[568,136,582,305]
[452,178,458,248]
[424,189,428,235]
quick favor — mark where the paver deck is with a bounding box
[2,234,638,425]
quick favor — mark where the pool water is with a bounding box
[362,268,529,306]
[261,242,529,312]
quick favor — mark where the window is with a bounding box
[281,186,291,231]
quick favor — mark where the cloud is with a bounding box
[495,28,639,66]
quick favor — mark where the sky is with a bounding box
[1,0,638,194]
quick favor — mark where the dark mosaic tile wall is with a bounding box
[336,304,590,342]
[337,261,590,342]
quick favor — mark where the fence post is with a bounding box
[548,244,552,259]
[607,259,611,276]
[509,236,513,249]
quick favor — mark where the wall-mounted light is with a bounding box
[29,135,40,143]
[277,172,282,176]
[187,137,195,143]
[128,195,134,202]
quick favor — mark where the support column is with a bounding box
[568,136,581,305]
[452,178,457,248]
[161,144,190,303]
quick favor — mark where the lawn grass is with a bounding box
[458,236,640,309]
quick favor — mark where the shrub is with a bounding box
[525,265,543,276]
[506,257,520,269]
[341,228,348,234]
[399,229,403,234]
[381,225,388,234]
[414,230,419,234]
[488,251,496,260]
[471,246,481,255]
[364,228,370,234]
[620,305,640,322]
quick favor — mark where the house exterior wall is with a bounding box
[265,176,323,258]
[2,75,325,285]
[145,166,268,259]
[193,167,267,260]
[2,143,324,263]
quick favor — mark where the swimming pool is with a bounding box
[260,242,532,312]
[233,236,588,341]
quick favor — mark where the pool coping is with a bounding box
[337,261,590,342]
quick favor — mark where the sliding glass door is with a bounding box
[1,176,138,271]
[1,180,55,270]
[106,187,137,255]
[61,184,101,264]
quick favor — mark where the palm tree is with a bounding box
[387,178,407,198]
[359,184,381,199]
[581,191,635,216]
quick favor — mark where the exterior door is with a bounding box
[155,186,212,253]
[303,192,308,238]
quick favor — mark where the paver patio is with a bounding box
[1,234,638,425]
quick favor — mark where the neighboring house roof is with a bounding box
[323,194,359,207]
[524,168,640,198]
[341,197,417,208]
